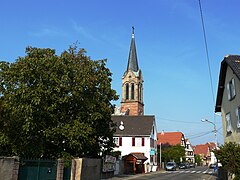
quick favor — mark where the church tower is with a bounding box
[121,27,144,116]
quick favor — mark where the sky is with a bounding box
[1,0,240,146]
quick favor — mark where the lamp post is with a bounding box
[201,119,217,147]
[159,142,162,169]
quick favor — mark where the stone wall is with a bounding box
[0,157,19,180]
[71,158,101,180]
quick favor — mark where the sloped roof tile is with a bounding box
[112,115,155,136]
[157,132,184,146]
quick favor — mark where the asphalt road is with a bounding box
[109,166,218,180]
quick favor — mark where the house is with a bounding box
[112,115,158,172]
[157,131,186,147]
[194,142,216,166]
[215,55,240,143]
[157,131,189,164]
[111,27,158,174]
[185,139,195,163]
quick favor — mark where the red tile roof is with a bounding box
[194,144,209,156]
[157,132,184,146]
[194,142,216,156]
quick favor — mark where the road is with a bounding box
[109,166,218,180]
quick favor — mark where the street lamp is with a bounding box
[201,119,217,147]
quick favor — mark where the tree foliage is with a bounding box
[161,144,185,163]
[214,142,240,179]
[194,154,201,165]
[0,46,118,158]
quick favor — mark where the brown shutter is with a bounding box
[119,137,122,146]
[132,137,135,146]
[142,138,145,146]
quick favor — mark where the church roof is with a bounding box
[127,27,139,72]
[112,115,155,136]
[215,55,240,112]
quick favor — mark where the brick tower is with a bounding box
[121,27,144,116]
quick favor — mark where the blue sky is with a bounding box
[1,0,240,145]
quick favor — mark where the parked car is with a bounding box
[189,163,195,168]
[185,162,190,168]
[178,163,187,169]
[165,162,177,171]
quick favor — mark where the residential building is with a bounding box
[112,116,158,167]
[215,55,240,143]
[157,131,186,148]
[112,27,157,174]
[185,139,195,163]
[157,131,189,163]
[194,142,216,166]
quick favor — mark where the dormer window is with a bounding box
[227,78,236,100]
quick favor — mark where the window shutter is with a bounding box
[132,137,135,146]
[227,83,231,100]
[142,138,145,146]
[119,137,122,146]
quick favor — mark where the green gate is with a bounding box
[18,159,57,180]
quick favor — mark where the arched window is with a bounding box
[125,83,129,100]
[131,83,134,100]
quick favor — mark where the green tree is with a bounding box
[214,142,240,180]
[194,154,201,165]
[161,144,185,164]
[0,46,118,158]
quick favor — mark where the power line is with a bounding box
[157,116,222,124]
[198,0,215,106]
[157,117,201,124]
[189,131,214,140]
[186,130,213,138]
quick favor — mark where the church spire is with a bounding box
[127,26,139,72]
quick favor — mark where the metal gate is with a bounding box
[18,159,57,180]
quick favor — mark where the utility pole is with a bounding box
[159,142,162,169]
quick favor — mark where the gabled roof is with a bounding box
[157,132,184,146]
[127,153,148,160]
[194,142,216,156]
[127,27,139,72]
[215,55,240,112]
[112,115,155,136]
[194,144,209,156]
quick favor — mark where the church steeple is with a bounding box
[127,26,139,72]
[121,27,144,116]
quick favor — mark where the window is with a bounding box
[226,113,232,133]
[236,107,240,128]
[125,84,129,100]
[131,83,134,100]
[113,137,122,146]
[113,137,119,146]
[132,137,144,147]
[227,78,236,100]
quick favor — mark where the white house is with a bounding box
[112,115,158,172]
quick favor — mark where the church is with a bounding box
[112,27,158,174]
